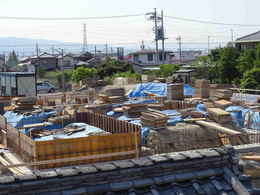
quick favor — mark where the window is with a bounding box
[147,54,153,61]
[159,52,167,61]
[133,54,139,62]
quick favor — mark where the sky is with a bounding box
[0,0,260,50]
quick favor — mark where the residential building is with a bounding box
[235,30,260,50]
[20,52,57,70]
[128,49,174,73]
[171,50,202,64]
[57,52,93,69]
[0,54,5,71]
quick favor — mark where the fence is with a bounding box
[0,111,141,169]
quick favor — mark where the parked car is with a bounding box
[37,82,57,94]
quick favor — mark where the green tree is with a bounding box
[96,58,133,78]
[6,50,19,67]
[253,44,260,68]
[240,67,260,89]
[159,64,180,77]
[237,49,255,74]
[72,67,97,83]
[218,47,240,83]
[55,70,73,88]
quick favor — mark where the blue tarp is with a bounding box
[196,103,208,116]
[128,82,195,98]
[225,106,250,127]
[4,111,56,128]
[34,123,107,141]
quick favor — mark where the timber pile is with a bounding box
[214,89,233,100]
[105,88,125,97]
[123,104,147,118]
[208,108,232,124]
[195,79,210,98]
[214,99,232,109]
[85,104,112,114]
[167,83,184,100]
[11,97,37,112]
[48,115,73,125]
[141,110,168,129]
[109,96,126,103]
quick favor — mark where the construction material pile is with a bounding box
[122,104,147,118]
[147,123,222,154]
[214,89,233,100]
[105,88,125,97]
[167,83,184,100]
[141,110,169,129]
[195,79,210,98]
[208,108,232,124]
[11,97,37,112]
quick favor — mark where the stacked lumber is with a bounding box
[109,96,126,103]
[123,104,147,118]
[141,110,168,129]
[214,89,233,100]
[85,104,112,114]
[195,79,210,98]
[214,99,232,109]
[167,83,184,100]
[105,88,125,97]
[146,103,164,111]
[208,108,232,124]
[48,115,73,125]
[204,101,215,109]
[11,97,37,112]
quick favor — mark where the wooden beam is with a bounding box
[195,120,241,135]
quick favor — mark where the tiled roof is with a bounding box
[236,30,260,42]
[0,146,252,195]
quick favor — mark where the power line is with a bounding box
[165,15,260,27]
[0,14,144,21]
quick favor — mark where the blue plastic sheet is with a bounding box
[196,103,208,116]
[34,123,107,141]
[128,82,195,98]
[4,111,56,128]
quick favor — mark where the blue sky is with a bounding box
[0,0,259,47]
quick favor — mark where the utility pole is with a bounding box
[94,45,97,57]
[176,36,182,63]
[161,10,165,64]
[105,44,108,57]
[231,29,234,42]
[207,36,210,54]
[83,23,87,52]
[110,47,113,57]
[154,8,159,64]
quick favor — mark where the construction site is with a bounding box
[0,75,259,194]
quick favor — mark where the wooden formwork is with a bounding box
[1,111,141,169]
[163,100,196,110]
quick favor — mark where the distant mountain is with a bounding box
[0,37,83,57]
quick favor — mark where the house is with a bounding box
[20,52,57,70]
[171,50,202,64]
[235,30,260,50]
[0,54,5,71]
[128,49,174,73]
[57,52,93,69]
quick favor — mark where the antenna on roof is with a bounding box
[140,40,145,50]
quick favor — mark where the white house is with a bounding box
[128,49,174,73]
[129,49,173,65]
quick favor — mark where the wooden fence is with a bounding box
[1,111,141,169]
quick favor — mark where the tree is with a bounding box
[240,67,260,89]
[96,58,133,78]
[218,47,240,83]
[55,70,72,88]
[253,43,260,68]
[237,49,255,74]
[159,64,180,77]
[72,67,97,83]
[6,50,19,67]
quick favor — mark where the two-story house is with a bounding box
[128,49,174,73]
[235,30,260,50]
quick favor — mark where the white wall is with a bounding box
[133,53,171,65]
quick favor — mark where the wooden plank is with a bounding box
[195,121,241,135]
